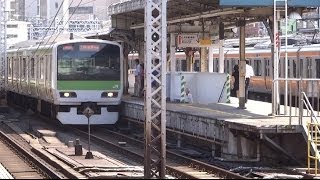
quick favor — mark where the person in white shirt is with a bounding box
[245,60,254,103]
[133,59,141,97]
[185,88,193,103]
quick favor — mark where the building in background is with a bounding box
[6,21,31,47]
[7,0,25,21]
[8,0,121,40]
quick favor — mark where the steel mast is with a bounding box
[144,0,167,178]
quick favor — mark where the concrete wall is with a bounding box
[168,72,230,104]
[120,100,307,164]
[129,71,230,104]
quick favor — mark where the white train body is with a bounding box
[6,34,123,125]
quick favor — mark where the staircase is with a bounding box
[300,91,320,175]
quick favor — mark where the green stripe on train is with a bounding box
[57,81,121,90]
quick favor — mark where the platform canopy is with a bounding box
[108,0,314,32]
[220,0,320,7]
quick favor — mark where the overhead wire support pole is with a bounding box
[273,0,280,115]
[144,0,167,178]
[0,0,6,99]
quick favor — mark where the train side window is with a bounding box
[254,59,262,76]
[47,55,52,82]
[30,58,35,78]
[7,57,11,79]
[13,58,18,79]
[287,60,290,78]
[39,57,44,80]
[22,58,26,80]
[316,59,320,78]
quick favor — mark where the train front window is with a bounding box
[57,42,120,81]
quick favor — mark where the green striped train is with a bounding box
[6,34,123,125]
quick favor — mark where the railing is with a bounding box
[272,78,320,125]
[300,91,320,176]
[300,91,319,125]
[307,122,320,176]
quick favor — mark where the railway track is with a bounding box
[70,125,246,179]
[0,123,66,179]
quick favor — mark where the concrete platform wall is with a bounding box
[121,101,306,164]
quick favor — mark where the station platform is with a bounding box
[122,95,306,134]
[121,95,308,163]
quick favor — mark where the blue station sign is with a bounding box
[220,0,320,7]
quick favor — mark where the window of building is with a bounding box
[7,24,18,28]
[7,34,18,38]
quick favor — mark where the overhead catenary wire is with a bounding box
[37,0,83,57]
[22,0,82,76]
[27,0,66,61]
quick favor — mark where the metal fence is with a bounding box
[273,78,320,125]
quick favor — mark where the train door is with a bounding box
[194,59,200,72]
[292,58,298,78]
[264,58,271,78]
[230,58,237,74]
[306,57,312,78]
[253,59,262,76]
[316,59,320,78]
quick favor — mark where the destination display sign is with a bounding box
[79,44,100,52]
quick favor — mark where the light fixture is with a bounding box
[64,92,70,97]
[59,92,77,98]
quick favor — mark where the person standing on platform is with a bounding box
[245,60,254,103]
[231,65,239,97]
[133,59,141,97]
[185,88,193,103]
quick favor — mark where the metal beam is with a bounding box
[144,0,167,178]
[131,8,244,29]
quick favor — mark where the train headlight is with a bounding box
[101,92,118,98]
[59,92,77,98]
[64,92,70,97]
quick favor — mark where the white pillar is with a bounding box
[170,33,176,101]
[218,40,224,73]
[218,23,225,73]
[209,46,213,72]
